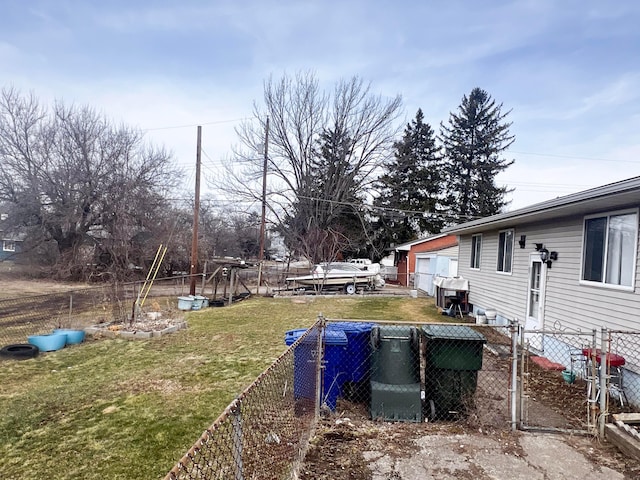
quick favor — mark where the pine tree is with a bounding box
[373,109,443,253]
[440,88,514,224]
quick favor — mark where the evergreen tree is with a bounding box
[440,88,514,224]
[373,109,443,253]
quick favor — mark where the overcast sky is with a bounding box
[1,0,639,210]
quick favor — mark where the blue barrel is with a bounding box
[327,322,376,383]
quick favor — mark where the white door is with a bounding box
[525,254,546,351]
[415,257,432,294]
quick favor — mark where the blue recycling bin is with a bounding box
[284,328,348,411]
[321,329,348,410]
[327,322,376,383]
[285,329,315,403]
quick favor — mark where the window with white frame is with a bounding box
[497,229,514,273]
[582,210,638,287]
[3,240,15,252]
[470,234,482,269]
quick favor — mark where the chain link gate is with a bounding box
[518,327,598,433]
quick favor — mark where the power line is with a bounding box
[141,117,254,132]
[509,149,640,164]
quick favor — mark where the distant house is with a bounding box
[0,231,24,261]
[394,234,458,294]
[0,213,24,262]
[443,176,640,333]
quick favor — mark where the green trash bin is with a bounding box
[370,325,420,385]
[369,325,421,422]
[422,325,486,420]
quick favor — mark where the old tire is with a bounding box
[344,283,356,295]
[0,344,39,360]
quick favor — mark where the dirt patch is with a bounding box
[301,409,640,479]
[0,278,83,300]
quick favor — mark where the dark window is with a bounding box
[470,234,481,269]
[497,230,514,273]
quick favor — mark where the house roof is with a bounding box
[442,176,640,235]
[394,233,449,251]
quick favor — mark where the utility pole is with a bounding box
[257,116,269,291]
[189,126,202,296]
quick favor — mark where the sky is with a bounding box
[1,0,639,211]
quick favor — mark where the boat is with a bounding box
[285,262,385,294]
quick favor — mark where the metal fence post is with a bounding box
[316,313,326,416]
[519,322,526,429]
[231,401,244,480]
[599,327,608,438]
[589,329,598,432]
[510,319,519,432]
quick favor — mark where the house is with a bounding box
[393,234,458,294]
[443,176,640,406]
[0,213,24,262]
[442,176,640,332]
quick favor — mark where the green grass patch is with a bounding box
[0,295,442,479]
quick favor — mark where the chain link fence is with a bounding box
[165,321,323,480]
[519,325,640,434]
[321,321,515,428]
[165,318,520,480]
[0,275,209,347]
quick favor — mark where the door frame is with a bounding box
[525,253,547,351]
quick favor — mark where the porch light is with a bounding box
[539,248,549,262]
[538,247,557,269]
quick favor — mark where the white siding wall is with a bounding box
[458,215,640,332]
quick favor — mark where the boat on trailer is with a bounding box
[285,262,385,294]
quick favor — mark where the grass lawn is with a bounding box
[0,295,443,479]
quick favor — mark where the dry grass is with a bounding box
[0,292,442,480]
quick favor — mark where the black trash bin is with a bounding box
[422,325,486,420]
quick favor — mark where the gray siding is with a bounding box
[458,215,640,332]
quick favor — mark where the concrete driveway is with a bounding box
[364,430,630,479]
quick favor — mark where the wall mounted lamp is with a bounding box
[537,246,558,268]
[518,235,526,249]
[539,248,550,262]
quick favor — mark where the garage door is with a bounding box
[415,257,433,295]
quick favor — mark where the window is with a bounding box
[497,229,514,273]
[2,240,15,252]
[470,234,482,269]
[582,211,637,287]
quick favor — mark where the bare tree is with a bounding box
[222,72,402,263]
[0,87,182,280]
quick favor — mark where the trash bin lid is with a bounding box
[321,329,348,345]
[421,325,486,342]
[284,328,309,346]
[327,321,376,333]
[289,328,348,346]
